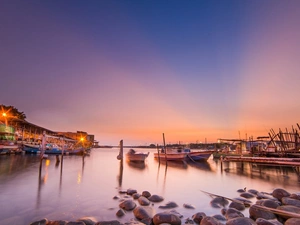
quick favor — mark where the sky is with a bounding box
[1,0,300,145]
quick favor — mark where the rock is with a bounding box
[285,218,300,225]
[276,205,300,219]
[237,188,246,193]
[210,197,229,208]
[133,206,155,220]
[256,199,280,209]
[132,193,141,199]
[225,208,244,220]
[183,203,195,209]
[290,193,300,200]
[281,197,300,208]
[124,219,146,225]
[233,197,252,206]
[142,191,151,198]
[47,221,68,225]
[152,212,181,225]
[127,188,138,195]
[248,189,259,195]
[138,196,150,206]
[66,222,86,225]
[116,209,126,217]
[199,216,223,225]
[148,194,164,202]
[272,188,290,201]
[249,204,276,220]
[192,212,206,224]
[159,201,178,209]
[30,218,48,225]
[77,217,97,225]
[95,220,121,225]
[256,218,283,225]
[226,217,256,225]
[229,201,245,211]
[257,192,278,201]
[240,192,256,199]
[119,199,137,211]
[212,214,225,222]
[113,195,121,200]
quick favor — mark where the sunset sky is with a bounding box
[1,1,299,145]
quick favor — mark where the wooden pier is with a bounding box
[223,156,300,166]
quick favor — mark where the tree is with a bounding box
[0,105,26,120]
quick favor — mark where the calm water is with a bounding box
[1,148,300,225]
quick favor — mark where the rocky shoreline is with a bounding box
[30,187,300,225]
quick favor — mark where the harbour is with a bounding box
[1,148,300,224]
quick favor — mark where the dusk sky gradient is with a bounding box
[1,1,300,145]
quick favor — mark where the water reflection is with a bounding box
[155,159,188,169]
[117,160,123,188]
[187,161,214,172]
[37,159,50,208]
[127,161,146,170]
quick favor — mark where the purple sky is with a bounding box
[1,1,300,145]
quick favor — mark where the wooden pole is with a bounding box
[163,133,167,166]
[157,144,160,163]
[117,140,123,160]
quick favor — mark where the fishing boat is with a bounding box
[154,147,189,161]
[186,149,215,161]
[126,149,149,162]
[23,143,41,154]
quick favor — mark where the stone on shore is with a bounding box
[138,196,150,206]
[240,192,256,199]
[285,218,300,225]
[210,197,229,208]
[276,205,300,219]
[127,188,138,195]
[256,218,283,225]
[95,220,121,225]
[132,193,141,199]
[199,216,223,225]
[142,191,151,198]
[119,199,137,211]
[225,208,245,220]
[226,217,256,225]
[77,217,97,225]
[47,220,68,225]
[281,197,300,208]
[116,209,126,217]
[152,212,181,225]
[256,199,280,209]
[272,188,290,201]
[192,212,206,224]
[229,201,246,211]
[158,201,178,209]
[148,194,164,202]
[249,204,276,220]
[29,218,48,225]
[183,203,195,209]
[66,222,86,225]
[133,206,155,220]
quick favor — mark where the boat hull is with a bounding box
[187,150,214,161]
[126,152,149,162]
[154,152,187,161]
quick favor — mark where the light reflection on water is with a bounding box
[0,148,300,225]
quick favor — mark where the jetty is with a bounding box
[223,156,300,167]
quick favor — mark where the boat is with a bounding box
[126,149,149,162]
[186,149,215,161]
[23,143,41,154]
[154,147,189,161]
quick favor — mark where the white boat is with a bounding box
[154,147,189,161]
[126,149,149,162]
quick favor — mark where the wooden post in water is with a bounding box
[157,144,160,163]
[39,131,46,172]
[117,140,123,160]
[162,133,167,166]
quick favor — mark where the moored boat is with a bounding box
[126,149,149,162]
[186,149,215,161]
[154,147,189,161]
